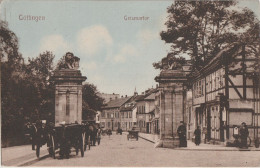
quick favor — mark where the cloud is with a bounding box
[137,29,158,45]
[82,61,97,70]
[39,35,72,58]
[113,44,138,63]
[77,25,113,56]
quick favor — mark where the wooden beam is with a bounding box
[242,45,246,99]
[227,76,243,99]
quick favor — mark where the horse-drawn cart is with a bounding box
[47,123,85,159]
[27,122,85,159]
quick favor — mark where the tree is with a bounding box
[160,1,260,70]
[82,83,104,121]
[25,51,55,121]
[1,20,26,146]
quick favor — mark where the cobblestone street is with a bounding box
[29,133,260,167]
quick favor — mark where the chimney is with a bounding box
[121,96,123,98]
[125,95,127,97]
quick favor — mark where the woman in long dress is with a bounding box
[194,126,201,146]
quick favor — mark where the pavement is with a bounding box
[2,132,260,166]
[137,132,260,151]
[30,133,260,167]
[1,145,49,166]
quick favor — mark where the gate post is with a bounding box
[155,69,187,148]
[51,53,87,126]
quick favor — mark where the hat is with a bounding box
[42,120,46,124]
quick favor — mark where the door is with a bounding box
[146,123,149,133]
[207,108,211,141]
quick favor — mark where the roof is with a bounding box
[102,97,131,109]
[134,95,146,102]
[189,44,240,80]
[144,93,155,100]
[120,105,135,111]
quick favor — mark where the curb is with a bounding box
[138,135,260,151]
[138,136,155,144]
[17,152,50,167]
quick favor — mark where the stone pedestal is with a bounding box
[155,70,187,148]
[52,69,87,126]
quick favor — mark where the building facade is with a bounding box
[187,44,260,145]
[100,97,131,130]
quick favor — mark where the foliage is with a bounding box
[153,52,186,70]
[160,1,260,70]
[1,21,103,146]
[82,83,104,120]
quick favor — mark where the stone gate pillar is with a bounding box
[51,53,87,126]
[155,69,187,148]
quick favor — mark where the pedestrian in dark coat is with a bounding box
[177,122,187,147]
[240,122,249,148]
[92,125,97,146]
[194,126,201,146]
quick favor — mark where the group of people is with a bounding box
[25,120,103,158]
[177,121,250,148]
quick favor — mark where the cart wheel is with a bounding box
[80,134,85,157]
[51,135,56,159]
[36,145,40,158]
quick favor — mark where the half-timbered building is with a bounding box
[188,44,259,145]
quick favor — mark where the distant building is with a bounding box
[100,96,131,130]
[136,89,156,133]
[97,93,120,104]
[95,111,101,124]
[120,101,137,131]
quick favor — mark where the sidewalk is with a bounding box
[138,132,260,151]
[1,145,49,166]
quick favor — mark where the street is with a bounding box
[30,133,260,167]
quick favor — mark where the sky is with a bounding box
[1,0,260,96]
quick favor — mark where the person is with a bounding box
[194,126,201,146]
[97,127,102,145]
[240,122,249,148]
[177,121,187,147]
[89,124,95,146]
[92,125,97,146]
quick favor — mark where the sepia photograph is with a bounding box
[1,0,260,167]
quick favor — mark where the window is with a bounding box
[129,112,132,118]
[107,113,110,118]
[101,112,105,118]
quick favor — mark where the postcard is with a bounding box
[1,0,260,167]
